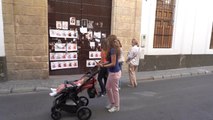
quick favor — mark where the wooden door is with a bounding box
[48,0,112,75]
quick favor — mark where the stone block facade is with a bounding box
[111,0,142,70]
[2,0,49,80]
[2,0,141,80]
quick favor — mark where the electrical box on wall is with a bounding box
[140,34,146,59]
[141,34,146,48]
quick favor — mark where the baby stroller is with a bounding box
[51,67,99,120]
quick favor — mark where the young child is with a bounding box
[49,76,88,97]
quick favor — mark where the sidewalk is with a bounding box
[0,66,213,94]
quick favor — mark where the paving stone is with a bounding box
[191,72,199,76]
[171,74,181,78]
[139,76,153,81]
[36,87,49,91]
[205,70,212,74]
[163,74,172,79]
[12,86,35,93]
[153,75,163,80]
[181,73,192,77]
[197,71,206,75]
[0,88,11,94]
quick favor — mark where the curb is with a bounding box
[12,86,36,93]
[0,70,213,95]
[0,88,11,94]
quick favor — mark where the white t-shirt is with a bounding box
[118,48,125,63]
[127,45,140,66]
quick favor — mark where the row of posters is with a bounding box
[50,51,101,61]
[86,60,100,68]
[50,52,78,61]
[49,29,105,39]
[56,17,104,29]
[50,53,100,70]
[51,61,78,70]
[49,17,105,70]
[54,43,77,51]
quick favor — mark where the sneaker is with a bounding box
[101,94,105,97]
[108,106,119,112]
[98,92,105,97]
[49,92,57,97]
[50,88,57,92]
[105,104,113,109]
[127,84,134,88]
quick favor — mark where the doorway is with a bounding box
[48,0,112,75]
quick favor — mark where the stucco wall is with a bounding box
[139,0,213,71]
[2,0,49,80]
[141,0,213,55]
[0,0,5,57]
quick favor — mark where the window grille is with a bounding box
[153,0,176,48]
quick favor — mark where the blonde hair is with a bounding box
[101,39,108,51]
[132,38,139,46]
[106,35,121,57]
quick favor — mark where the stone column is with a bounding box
[111,0,142,70]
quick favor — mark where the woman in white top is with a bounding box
[118,40,125,89]
[126,38,140,87]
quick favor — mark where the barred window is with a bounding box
[153,0,176,48]
[210,23,213,49]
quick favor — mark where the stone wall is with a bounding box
[111,0,142,70]
[1,0,141,80]
[2,0,49,80]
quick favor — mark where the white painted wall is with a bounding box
[0,0,5,57]
[141,0,213,55]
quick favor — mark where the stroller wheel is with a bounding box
[77,106,92,120]
[51,111,61,120]
[78,96,89,106]
[51,106,60,113]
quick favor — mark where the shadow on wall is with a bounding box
[0,57,7,81]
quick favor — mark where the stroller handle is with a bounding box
[82,66,99,77]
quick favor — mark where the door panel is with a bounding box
[48,0,112,75]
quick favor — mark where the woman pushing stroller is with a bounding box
[50,35,122,114]
[96,35,122,113]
